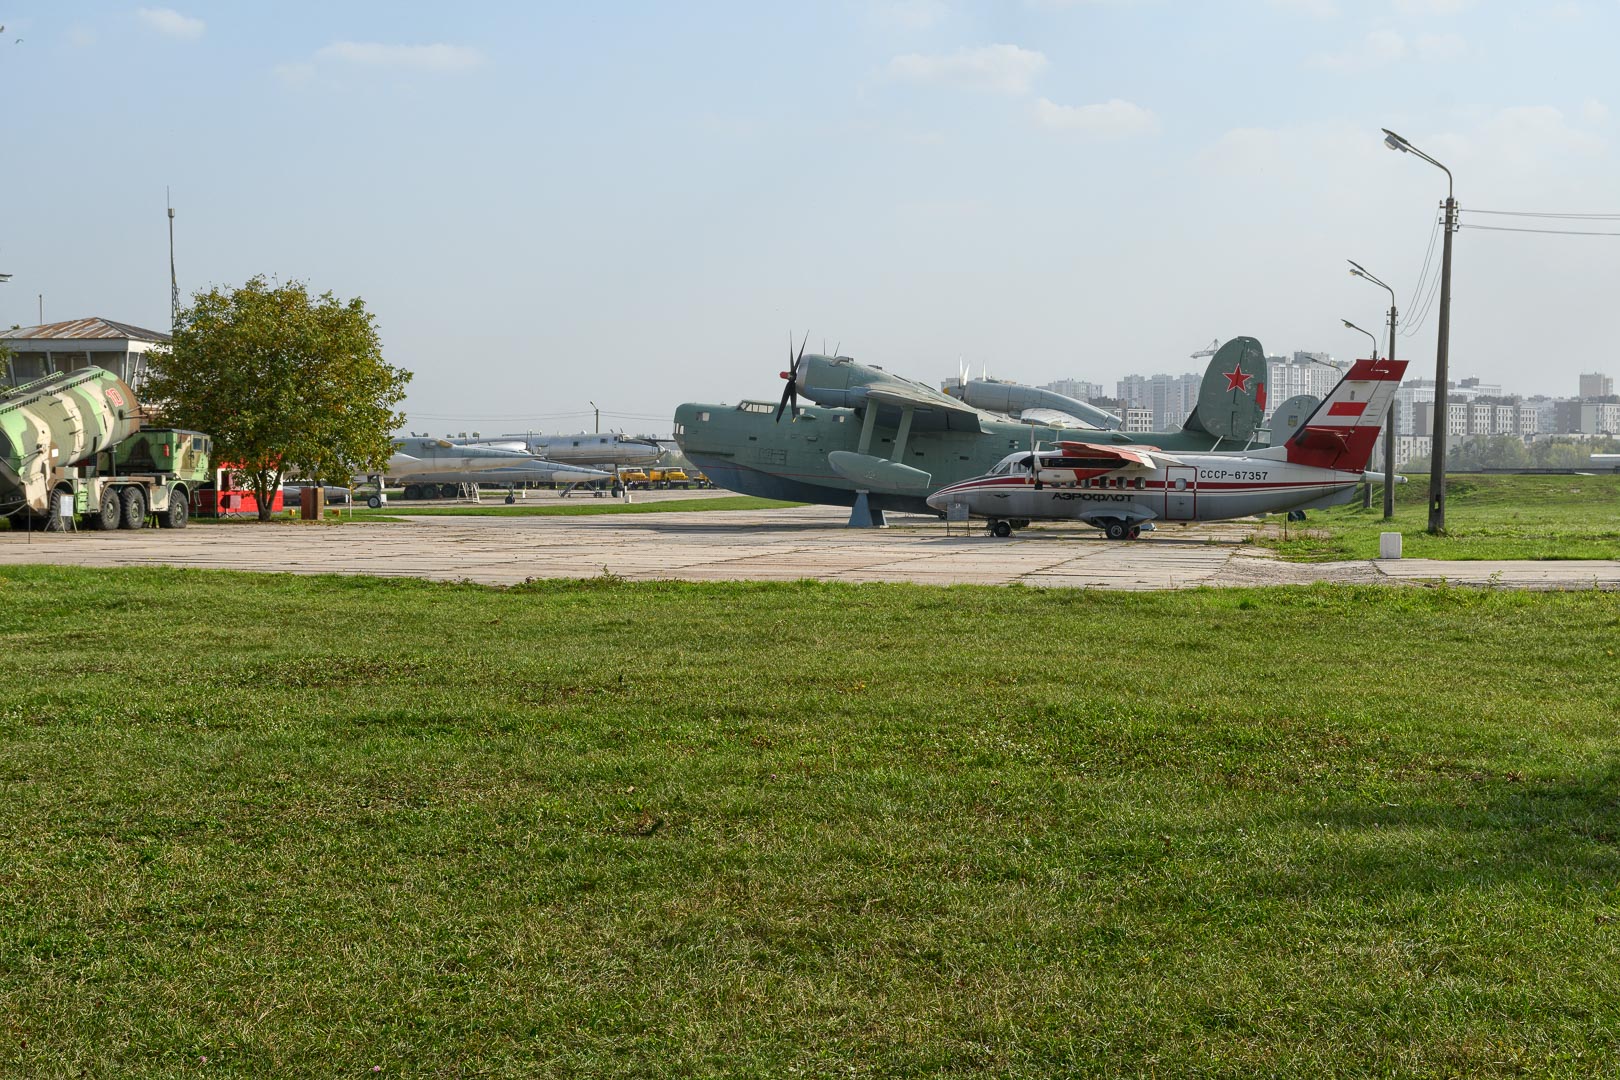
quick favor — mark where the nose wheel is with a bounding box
[989,519,1013,538]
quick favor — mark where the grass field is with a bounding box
[4,567,1620,1076]
[1252,473,1620,561]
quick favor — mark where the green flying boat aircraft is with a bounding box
[674,337,1285,527]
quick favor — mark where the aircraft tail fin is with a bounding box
[1282,358,1407,471]
[1183,337,1267,442]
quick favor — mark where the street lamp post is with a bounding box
[1382,127,1456,533]
[1342,318,1380,509]
[1349,260,1399,519]
[589,400,600,434]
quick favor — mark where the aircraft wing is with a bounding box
[861,386,984,433]
[1056,441,1182,471]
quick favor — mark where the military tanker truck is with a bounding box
[0,368,212,530]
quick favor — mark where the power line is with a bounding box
[1461,223,1620,237]
[1463,208,1620,220]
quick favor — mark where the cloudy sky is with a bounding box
[2,1,1616,433]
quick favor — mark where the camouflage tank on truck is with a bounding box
[0,368,212,530]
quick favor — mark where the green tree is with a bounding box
[143,277,410,520]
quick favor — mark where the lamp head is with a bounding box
[1382,128,1408,152]
[1341,319,1355,330]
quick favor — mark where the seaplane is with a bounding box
[927,357,1407,538]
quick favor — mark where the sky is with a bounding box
[2,1,1617,435]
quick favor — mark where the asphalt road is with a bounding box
[4,503,1618,590]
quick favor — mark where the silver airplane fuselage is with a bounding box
[928,449,1366,527]
[457,433,664,468]
[384,437,544,479]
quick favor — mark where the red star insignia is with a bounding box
[1222,365,1254,394]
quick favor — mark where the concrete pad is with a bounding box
[3,505,1618,591]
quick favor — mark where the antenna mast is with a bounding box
[167,188,179,328]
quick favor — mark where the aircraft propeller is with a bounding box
[776,331,809,422]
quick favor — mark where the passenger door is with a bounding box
[1164,466,1197,520]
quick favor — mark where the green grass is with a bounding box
[1254,473,1620,561]
[4,567,1620,1076]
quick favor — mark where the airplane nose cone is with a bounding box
[925,489,948,510]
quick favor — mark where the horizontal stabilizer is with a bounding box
[827,451,933,494]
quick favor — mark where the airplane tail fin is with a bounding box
[1282,358,1407,471]
[1182,336,1267,442]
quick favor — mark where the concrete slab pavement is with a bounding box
[3,504,1617,590]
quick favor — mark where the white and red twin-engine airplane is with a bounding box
[927,357,1408,538]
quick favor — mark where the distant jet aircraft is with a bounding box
[674,337,1271,526]
[359,437,577,507]
[454,432,664,469]
[392,463,612,502]
[928,358,1407,537]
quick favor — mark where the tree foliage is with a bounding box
[1408,434,1620,473]
[143,277,410,520]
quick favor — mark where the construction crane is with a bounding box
[1190,338,1221,360]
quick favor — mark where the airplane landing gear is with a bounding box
[989,519,1013,538]
[1103,519,1129,541]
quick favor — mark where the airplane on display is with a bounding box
[392,463,612,502]
[453,432,664,469]
[673,337,1276,526]
[927,357,1407,537]
[358,437,581,507]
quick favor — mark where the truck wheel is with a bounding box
[120,487,147,529]
[159,489,189,529]
[91,489,122,530]
[45,489,72,531]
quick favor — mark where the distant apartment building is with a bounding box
[1579,372,1614,398]
[1116,372,1200,429]
[1041,378,1104,402]
[1264,352,1344,419]
[1123,407,1154,433]
[1576,402,1620,435]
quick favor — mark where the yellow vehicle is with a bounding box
[649,467,690,488]
[618,468,650,487]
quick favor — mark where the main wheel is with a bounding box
[441,484,458,499]
[119,487,147,529]
[46,488,73,531]
[367,494,383,509]
[504,492,516,504]
[1103,520,1129,541]
[91,489,122,530]
[991,519,1013,538]
[159,488,189,529]
[1129,525,1142,540]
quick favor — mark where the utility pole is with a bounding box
[1430,194,1457,533]
[167,188,179,329]
[589,400,600,433]
[1382,128,1456,533]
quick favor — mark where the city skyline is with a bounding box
[1,2,1617,433]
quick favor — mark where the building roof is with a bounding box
[3,317,171,344]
